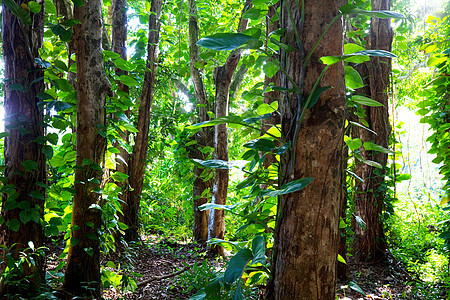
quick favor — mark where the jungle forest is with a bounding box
[0,0,448,298]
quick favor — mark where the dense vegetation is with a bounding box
[0,0,448,299]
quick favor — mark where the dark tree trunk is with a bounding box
[63,0,110,296]
[188,0,214,244]
[353,0,393,262]
[0,0,46,296]
[124,0,163,241]
[266,0,346,299]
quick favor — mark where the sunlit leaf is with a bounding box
[352,95,383,107]
[261,177,314,197]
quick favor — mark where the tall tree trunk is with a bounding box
[188,0,214,244]
[63,0,110,296]
[124,0,163,241]
[266,0,346,299]
[353,0,393,262]
[0,0,46,296]
[208,2,250,255]
[110,0,131,241]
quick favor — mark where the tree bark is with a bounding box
[188,0,214,244]
[63,0,110,296]
[0,0,46,296]
[266,0,346,299]
[353,0,393,262]
[124,0,163,241]
[207,2,250,255]
[110,0,131,241]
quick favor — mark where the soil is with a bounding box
[45,235,443,299]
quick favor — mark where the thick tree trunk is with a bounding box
[266,0,346,299]
[0,0,46,296]
[63,0,110,296]
[353,0,393,262]
[124,0,163,241]
[188,0,214,244]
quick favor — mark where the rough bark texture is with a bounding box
[124,0,163,240]
[188,0,214,244]
[207,2,250,255]
[266,0,346,299]
[0,0,46,296]
[63,0,110,296]
[111,0,131,238]
[353,0,393,262]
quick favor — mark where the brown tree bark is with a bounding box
[110,0,131,241]
[207,2,250,255]
[353,0,393,262]
[0,0,46,296]
[266,0,346,299]
[63,0,111,296]
[188,0,214,244]
[123,0,163,241]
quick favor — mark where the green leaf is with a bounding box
[42,145,53,159]
[256,102,278,115]
[337,254,347,264]
[111,171,129,182]
[187,116,244,129]
[0,132,10,139]
[71,0,84,7]
[119,75,139,87]
[6,219,20,232]
[114,58,134,72]
[251,236,265,265]
[29,191,44,200]
[306,86,331,108]
[345,66,364,90]
[2,0,31,25]
[348,121,377,135]
[21,160,38,171]
[224,248,253,284]
[28,1,42,13]
[352,95,383,107]
[197,33,255,51]
[244,139,276,152]
[320,50,396,66]
[45,0,57,14]
[242,7,267,20]
[53,59,69,72]
[263,61,279,78]
[363,141,393,154]
[346,138,362,151]
[261,177,314,197]
[103,50,121,59]
[344,43,365,55]
[51,24,72,42]
[339,4,405,19]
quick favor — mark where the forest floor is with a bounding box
[46,235,446,299]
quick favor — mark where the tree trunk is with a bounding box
[266,0,346,299]
[353,0,393,262]
[0,0,46,296]
[63,0,110,296]
[124,0,163,241]
[188,0,214,244]
[207,2,250,255]
[110,0,131,241]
